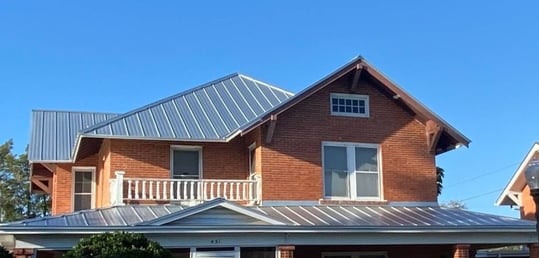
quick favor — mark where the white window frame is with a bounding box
[170,145,203,179]
[248,142,257,178]
[322,251,387,258]
[71,166,96,211]
[330,93,369,118]
[322,141,382,201]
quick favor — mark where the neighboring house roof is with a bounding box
[1,199,533,232]
[241,56,471,154]
[28,110,119,162]
[496,142,539,206]
[28,74,293,162]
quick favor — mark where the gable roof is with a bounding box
[28,110,119,162]
[496,142,539,206]
[28,74,292,162]
[241,56,470,154]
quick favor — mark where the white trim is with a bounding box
[330,93,369,118]
[71,166,96,212]
[170,145,203,180]
[496,143,539,206]
[322,142,382,201]
[322,251,387,258]
[248,142,257,178]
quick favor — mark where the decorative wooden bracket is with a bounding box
[31,178,51,194]
[265,115,278,144]
[350,64,364,91]
[426,120,442,154]
[41,163,56,173]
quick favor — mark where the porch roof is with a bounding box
[0,199,533,233]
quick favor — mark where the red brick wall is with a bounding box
[261,78,437,202]
[51,155,98,215]
[520,185,536,220]
[108,138,250,180]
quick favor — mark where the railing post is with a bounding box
[255,175,262,204]
[112,171,125,206]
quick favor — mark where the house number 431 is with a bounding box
[210,239,222,244]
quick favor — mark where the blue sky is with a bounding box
[1,1,538,217]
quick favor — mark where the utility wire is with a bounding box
[444,162,519,189]
[460,188,504,202]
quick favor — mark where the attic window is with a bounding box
[330,93,369,117]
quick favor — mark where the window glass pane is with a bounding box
[75,171,92,193]
[172,150,200,178]
[324,146,347,171]
[355,147,377,171]
[74,195,91,211]
[325,170,348,197]
[332,98,338,105]
[356,173,379,197]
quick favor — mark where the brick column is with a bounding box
[11,248,33,258]
[453,244,471,258]
[529,243,539,258]
[278,245,295,258]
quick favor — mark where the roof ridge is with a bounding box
[32,109,120,115]
[79,72,243,135]
[237,73,294,97]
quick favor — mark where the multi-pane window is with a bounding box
[171,146,202,199]
[323,142,381,199]
[73,168,95,211]
[330,93,369,117]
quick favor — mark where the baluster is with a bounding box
[182,181,187,200]
[142,181,146,200]
[217,182,221,198]
[149,181,154,200]
[176,180,181,200]
[163,181,167,200]
[202,182,207,201]
[134,180,139,200]
[189,181,194,200]
[242,182,247,200]
[210,182,215,199]
[128,180,132,199]
[168,180,174,200]
[248,181,253,201]
[156,181,161,200]
[223,182,228,199]
[235,182,240,200]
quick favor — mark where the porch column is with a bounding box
[529,243,539,258]
[453,244,471,258]
[278,245,295,258]
[11,248,33,258]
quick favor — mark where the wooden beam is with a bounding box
[31,178,50,194]
[426,120,442,154]
[265,115,278,144]
[350,64,364,92]
[41,163,56,173]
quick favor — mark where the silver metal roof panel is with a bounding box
[28,110,119,162]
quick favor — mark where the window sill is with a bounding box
[319,199,388,206]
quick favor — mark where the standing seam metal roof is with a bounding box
[28,74,293,162]
[2,203,532,229]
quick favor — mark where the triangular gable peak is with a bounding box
[72,73,293,161]
[241,56,470,155]
[141,198,286,226]
[496,142,539,207]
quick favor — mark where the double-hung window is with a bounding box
[72,167,95,211]
[323,142,381,200]
[171,146,202,199]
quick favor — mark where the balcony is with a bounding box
[109,171,261,206]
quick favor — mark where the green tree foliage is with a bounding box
[436,166,444,196]
[0,139,50,222]
[63,231,171,258]
[0,246,11,258]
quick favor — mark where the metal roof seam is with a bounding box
[283,206,315,226]
[201,87,231,132]
[170,98,192,138]
[181,96,206,139]
[238,74,294,97]
[159,104,177,138]
[148,108,161,138]
[220,81,250,123]
[237,76,266,114]
[192,89,219,138]
[208,85,240,128]
[298,206,329,225]
[313,206,344,225]
[269,207,299,226]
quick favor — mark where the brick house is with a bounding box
[497,143,539,220]
[0,57,536,258]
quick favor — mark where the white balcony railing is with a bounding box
[109,171,261,206]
